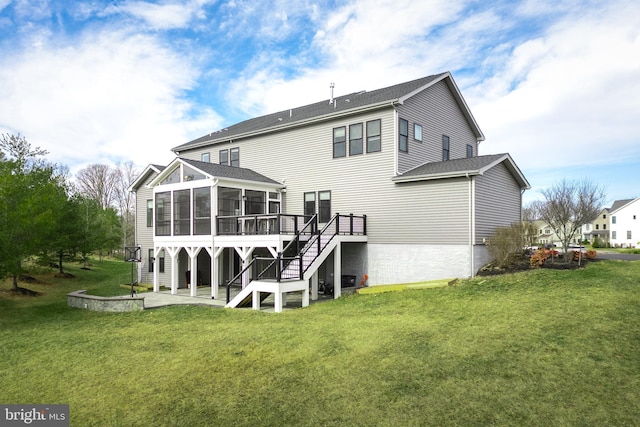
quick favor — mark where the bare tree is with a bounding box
[114,161,138,247]
[75,164,119,210]
[532,179,606,263]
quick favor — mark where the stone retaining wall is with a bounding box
[67,290,144,312]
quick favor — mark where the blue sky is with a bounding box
[0,0,638,207]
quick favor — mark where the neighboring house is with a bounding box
[587,208,611,244]
[530,220,565,247]
[610,197,640,248]
[130,72,530,311]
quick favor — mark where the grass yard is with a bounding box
[1,259,639,426]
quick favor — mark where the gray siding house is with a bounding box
[130,72,530,311]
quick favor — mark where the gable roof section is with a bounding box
[392,153,530,190]
[609,197,639,214]
[128,164,164,192]
[147,158,282,188]
[173,71,483,153]
[181,158,282,185]
[609,198,636,213]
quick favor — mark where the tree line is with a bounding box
[0,133,138,290]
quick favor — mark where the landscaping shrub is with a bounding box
[586,249,597,259]
[530,249,550,267]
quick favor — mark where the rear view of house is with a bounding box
[129,72,530,311]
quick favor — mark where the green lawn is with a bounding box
[1,259,639,426]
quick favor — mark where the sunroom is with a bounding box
[146,158,297,299]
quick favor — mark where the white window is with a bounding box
[414,123,422,142]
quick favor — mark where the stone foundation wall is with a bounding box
[67,290,144,312]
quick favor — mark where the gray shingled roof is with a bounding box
[181,158,282,185]
[610,198,634,212]
[393,153,530,189]
[398,154,507,177]
[173,73,449,152]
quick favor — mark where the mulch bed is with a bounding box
[478,254,598,276]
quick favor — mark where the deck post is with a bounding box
[333,243,341,299]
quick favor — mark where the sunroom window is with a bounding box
[193,187,211,235]
[173,190,191,235]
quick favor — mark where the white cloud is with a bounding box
[225,0,469,116]
[102,0,212,30]
[471,0,640,170]
[0,28,222,173]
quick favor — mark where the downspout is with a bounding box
[467,172,475,278]
[392,103,399,175]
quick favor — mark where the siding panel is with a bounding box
[397,80,479,173]
[474,162,522,244]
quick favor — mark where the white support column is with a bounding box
[208,246,221,300]
[333,243,342,299]
[274,291,283,313]
[236,246,255,288]
[153,247,160,292]
[252,289,260,310]
[171,251,179,295]
[302,288,309,308]
[310,272,318,301]
[186,247,200,297]
[166,247,180,295]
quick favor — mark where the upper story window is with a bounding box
[160,168,181,185]
[349,123,363,156]
[442,135,450,161]
[399,118,408,153]
[466,144,473,158]
[230,147,240,167]
[219,149,229,166]
[319,190,331,223]
[627,230,632,239]
[304,192,316,217]
[366,119,381,153]
[414,124,422,142]
[333,127,346,158]
[603,214,607,219]
[201,152,210,162]
[183,164,206,181]
[596,224,599,230]
[146,199,153,227]
[612,216,617,224]
[159,164,206,185]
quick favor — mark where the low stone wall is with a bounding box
[67,290,144,312]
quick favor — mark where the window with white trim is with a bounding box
[442,135,450,160]
[230,147,239,167]
[414,123,422,142]
[333,127,346,158]
[349,123,363,155]
[399,118,408,152]
[366,119,381,153]
[319,190,331,223]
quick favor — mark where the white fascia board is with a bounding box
[392,170,482,183]
[128,164,162,192]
